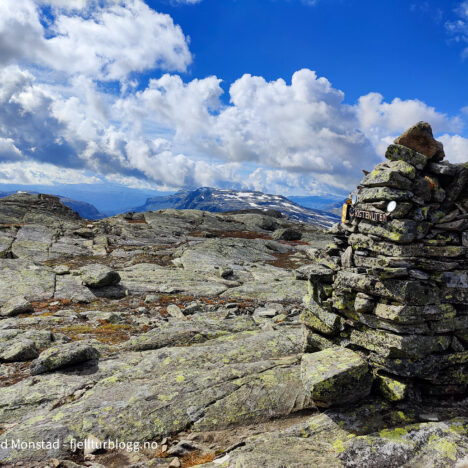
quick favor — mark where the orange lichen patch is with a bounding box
[425,175,436,190]
[30,299,71,315]
[181,452,216,467]
[53,323,134,345]
[191,230,272,240]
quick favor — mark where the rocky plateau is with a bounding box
[0,122,467,468]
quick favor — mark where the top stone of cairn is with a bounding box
[393,121,445,161]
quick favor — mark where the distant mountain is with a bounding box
[58,197,103,220]
[0,191,104,220]
[133,187,339,228]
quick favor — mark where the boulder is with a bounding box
[300,347,373,407]
[0,339,38,362]
[79,264,120,288]
[0,297,33,317]
[272,228,302,241]
[30,342,99,375]
[394,121,443,159]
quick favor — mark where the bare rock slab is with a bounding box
[300,347,373,407]
[30,342,99,375]
[0,259,55,304]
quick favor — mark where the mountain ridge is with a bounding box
[133,187,339,228]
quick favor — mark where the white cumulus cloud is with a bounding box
[0,0,192,81]
[0,0,465,195]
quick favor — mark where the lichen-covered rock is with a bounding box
[0,297,33,317]
[0,338,38,362]
[300,347,373,407]
[0,259,56,304]
[79,264,120,288]
[350,328,451,359]
[358,219,419,244]
[376,373,408,401]
[272,227,302,241]
[30,342,100,375]
[361,162,413,189]
[0,329,307,463]
[357,186,414,203]
[124,318,258,351]
[301,299,342,336]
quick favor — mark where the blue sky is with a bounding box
[157,0,467,114]
[0,0,467,209]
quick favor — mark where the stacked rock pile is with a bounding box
[301,122,468,400]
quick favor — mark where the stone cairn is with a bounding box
[301,122,468,401]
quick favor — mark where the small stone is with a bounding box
[84,434,103,456]
[361,166,412,190]
[358,219,419,244]
[461,231,468,247]
[408,269,430,280]
[377,373,408,401]
[0,297,33,317]
[349,328,451,359]
[168,458,181,468]
[341,246,353,269]
[357,186,414,203]
[80,264,120,288]
[217,266,233,278]
[167,440,197,456]
[428,161,458,176]
[166,304,186,321]
[253,307,278,318]
[274,313,288,323]
[354,293,375,314]
[145,294,161,303]
[54,265,70,275]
